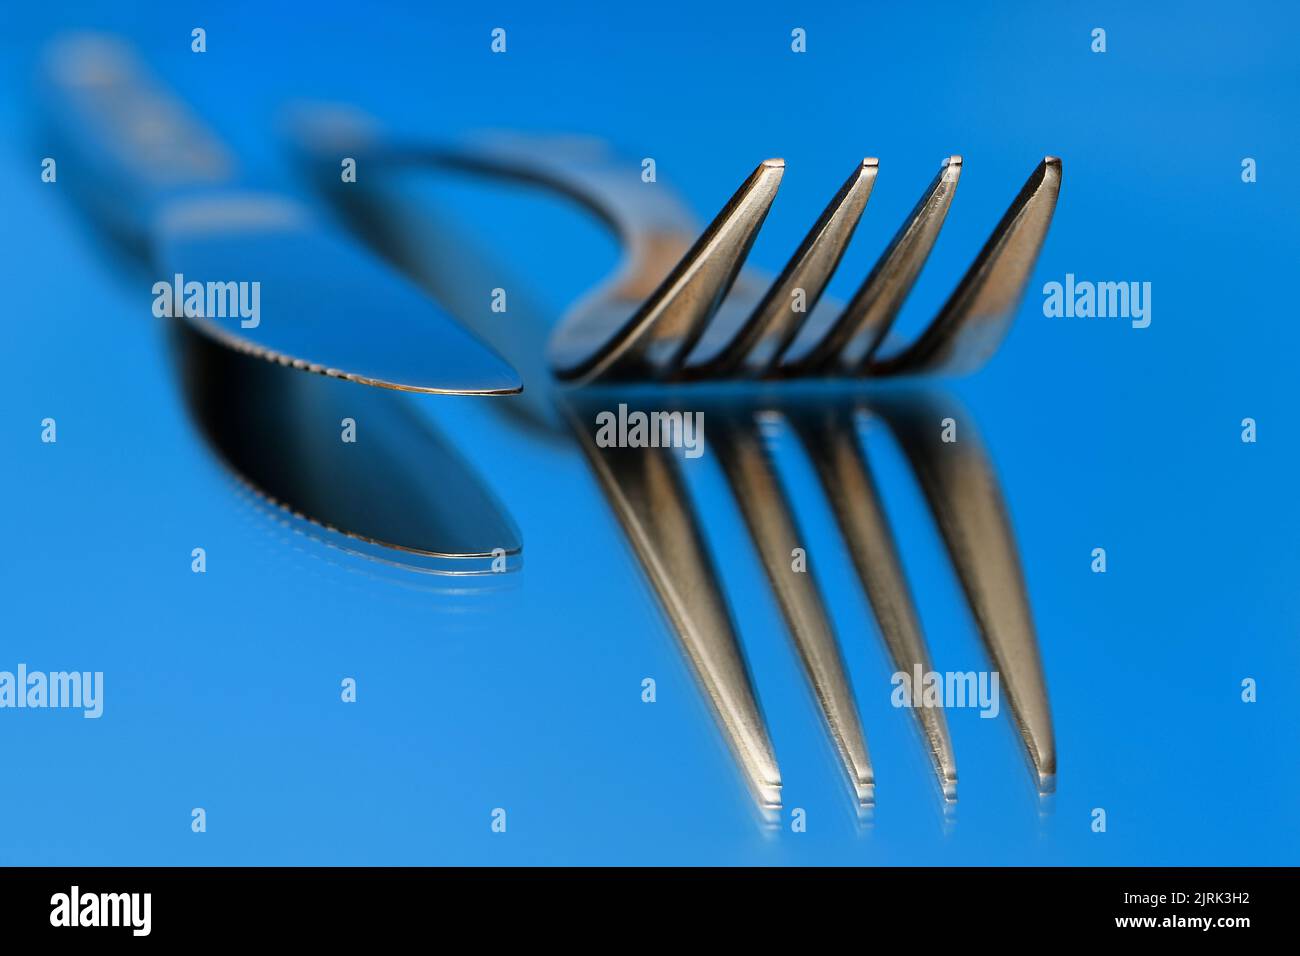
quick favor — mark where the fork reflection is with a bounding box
[561,387,1053,819]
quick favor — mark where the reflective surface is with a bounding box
[3,2,1298,866]
[175,320,521,572]
[563,388,1048,814]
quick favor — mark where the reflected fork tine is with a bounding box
[561,395,784,815]
[876,396,1056,792]
[789,405,959,802]
[709,407,876,808]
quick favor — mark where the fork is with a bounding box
[546,154,1061,385]
[286,111,1060,388]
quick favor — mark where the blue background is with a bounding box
[1,1,1297,864]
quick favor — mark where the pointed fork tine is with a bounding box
[871,157,1062,378]
[782,156,962,375]
[558,160,783,384]
[683,159,878,379]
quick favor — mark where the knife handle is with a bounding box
[40,33,237,255]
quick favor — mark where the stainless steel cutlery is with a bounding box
[286,111,1060,388]
[40,35,522,572]
[42,34,521,397]
[39,38,1057,812]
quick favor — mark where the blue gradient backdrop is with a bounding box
[1,1,1297,864]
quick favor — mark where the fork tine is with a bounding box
[569,159,784,383]
[870,157,1062,377]
[682,159,878,379]
[782,156,962,375]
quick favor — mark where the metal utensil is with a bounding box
[41,34,522,396]
[38,34,522,572]
[285,111,1058,388]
